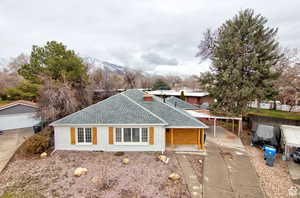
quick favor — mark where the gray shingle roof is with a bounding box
[166,96,200,110]
[122,90,207,128]
[51,94,166,125]
[51,89,208,128]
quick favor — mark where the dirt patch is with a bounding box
[220,151,233,160]
[0,151,190,198]
[186,155,204,183]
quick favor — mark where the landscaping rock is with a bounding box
[74,167,88,177]
[91,177,98,183]
[122,158,129,164]
[168,173,181,181]
[159,155,167,161]
[40,152,47,158]
[158,155,170,164]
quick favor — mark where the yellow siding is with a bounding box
[166,128,198,145]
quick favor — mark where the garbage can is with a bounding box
[263,145,276,167]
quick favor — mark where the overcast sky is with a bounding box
[1,0,300,75]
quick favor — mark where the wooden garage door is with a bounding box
[166,129,198,145]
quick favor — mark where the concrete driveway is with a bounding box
[204,126,265,198]
[0,128,33,173]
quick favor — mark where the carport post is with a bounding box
[213,118,216,137]
[201,128,205,150]
[238,119,241,136]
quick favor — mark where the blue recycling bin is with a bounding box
[263,146,276,167]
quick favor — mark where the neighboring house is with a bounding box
[147,90,213,107]
[0,100,40,131]
[50,89,208,152]
[165,96,200,110]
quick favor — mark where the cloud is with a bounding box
[141,53,178,65]
[0,0,300,75]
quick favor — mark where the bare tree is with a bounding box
[273,48,300,111]
[7,53,29,74]
[38,78,92,122]
[123,69,138,89]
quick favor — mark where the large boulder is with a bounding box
[74,167,88,177]
[40,152,47,158]
[122,158,130,164]
[158,155,169,164]
[168,173,181,181]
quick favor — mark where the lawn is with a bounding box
[0,151,192,198]
[248,108,300,120]
[0,101,11,106]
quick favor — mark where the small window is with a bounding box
[85,128,92,143]
[142,128,148,142]
[124,128,132,142]
[116,128,122,142]
[78,128,84,143]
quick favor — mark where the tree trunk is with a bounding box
[257,99,261,110]
[272,100,277,110]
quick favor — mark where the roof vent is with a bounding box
[143,94,153,102]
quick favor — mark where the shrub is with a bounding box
[19,128,53,155]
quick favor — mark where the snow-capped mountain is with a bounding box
[84,57,125,74]
[0,58,9,68]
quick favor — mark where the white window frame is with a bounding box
[76,127,93,145]
[114,127,149,145]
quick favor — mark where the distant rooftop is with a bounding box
[147,90,209,97]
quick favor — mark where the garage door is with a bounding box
[0,113,41,131]
[166,129,198,144]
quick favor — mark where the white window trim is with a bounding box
[76,127,93,145]
[114,127,149,145]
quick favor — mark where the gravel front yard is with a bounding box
[0,151,191,198]
[246,146,295,198]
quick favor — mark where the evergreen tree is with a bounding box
[18,41,88,86]
[152,79,171,90]
[198,9,282,116]
[180,91,185,100]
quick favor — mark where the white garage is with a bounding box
[0,100,41,131]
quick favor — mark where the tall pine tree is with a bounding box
[198,9,282,116]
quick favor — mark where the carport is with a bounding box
[185,110,243,137]
[281,125,300,160]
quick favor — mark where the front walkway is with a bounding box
[203,126,265,198]
[0,128,33,173]
[177,154,203,198]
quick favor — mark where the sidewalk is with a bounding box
[0,128,33,173]
[203,140,264,198]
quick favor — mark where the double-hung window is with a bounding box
[115,128,149,144]
[77,128,92,144]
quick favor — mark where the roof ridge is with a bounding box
[120,92,168,125]
[50,93,124,125]
[152,95,208,128]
